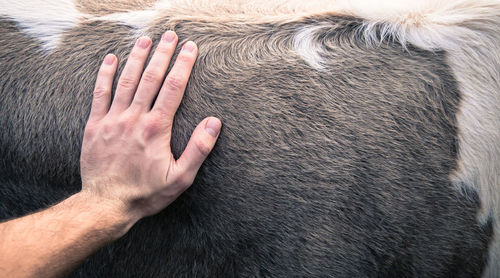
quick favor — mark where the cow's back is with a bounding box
[1,1,499,277]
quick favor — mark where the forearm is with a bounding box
[0,192,136,278]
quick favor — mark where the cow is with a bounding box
[1,0,499,276]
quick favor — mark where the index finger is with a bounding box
[88,54,117,122]
[151,41,197,119]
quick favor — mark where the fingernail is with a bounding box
[162,31,176,43]
[104,54,115,65]
[205,117,221,138]
[137,37,151,49]
[182,41,196,53]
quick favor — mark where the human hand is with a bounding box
[80,31,221,226]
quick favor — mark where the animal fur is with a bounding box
[0,0,499,277]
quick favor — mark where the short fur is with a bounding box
[76,0,158,15]
[0,0,499,277]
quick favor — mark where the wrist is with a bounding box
[67,191,140,240]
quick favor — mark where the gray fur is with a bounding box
[0,14,492,277]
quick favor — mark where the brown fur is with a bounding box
[76,0,157,15]
[0,11,493,277]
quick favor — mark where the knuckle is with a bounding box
[141,70,163,84]
[129,51,144,61]
[120,113,137,128]
[195,139,212,157]
[83,125,97,139]
[118,76,136,90]
[165,75,184,91]
[102,114,135,136]
[156,44,173,55]
[92,87,108,99]
[141,116,162,139]
[177,53,193,63]
[152,106,168,116]
[102,121,117,138]
[151,106,173,125]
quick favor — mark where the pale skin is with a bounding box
[0,31,221,278]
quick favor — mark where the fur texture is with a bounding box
[0,0,82,51]
[0,0,499,277]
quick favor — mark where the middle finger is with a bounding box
[109,36,152,114]
[130,31,178,112]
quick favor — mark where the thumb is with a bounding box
[172,117,221,185]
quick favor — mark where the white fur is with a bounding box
[293,25,330,70]
[0,0,171,51]
[93,0,171,37]
[94,9,159,38]
[0,0,82,51]
[154,0,171,10]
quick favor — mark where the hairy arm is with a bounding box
[0,193,132,278]
[0,31,221,278]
